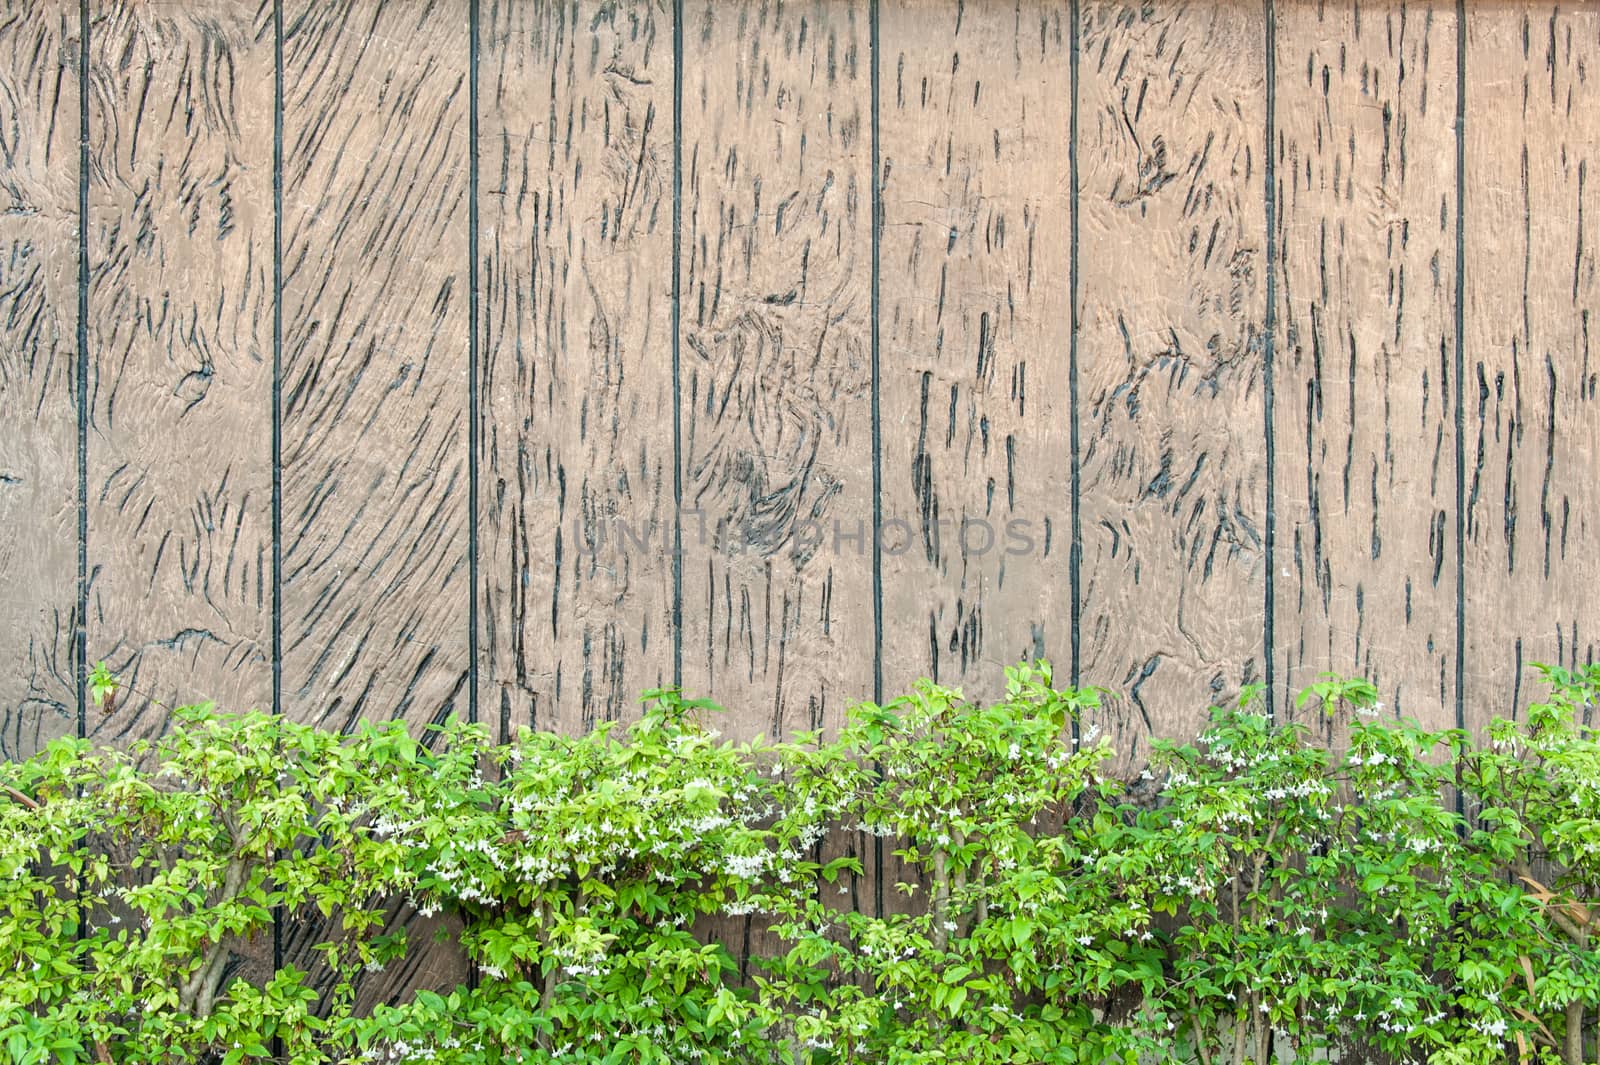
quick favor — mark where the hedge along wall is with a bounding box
[0,0,1596,1008]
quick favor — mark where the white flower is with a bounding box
[723,853,767,880]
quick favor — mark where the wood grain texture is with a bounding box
[280,0,471,1006]
[280,0,469,734]
[1273,1,1458,731]
[0,2,80,759]
[680,0,873,738]
[1464,6,1600,724]
[480,0,674,738]
[877,0,1071,703]
[84,0,273,745]
[1077,1,1267,767]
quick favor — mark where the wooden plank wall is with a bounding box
[1464,5,1600,724]
[3,0,1599,1012]
[0,3,79,760]
[877,0,1072,711]
[481,0,676,738]
[85,0,275,744]
[1273,0,1458,737]
[680,0,876,741]
[1078,2,1267,771]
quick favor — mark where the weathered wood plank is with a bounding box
[1464,6,1600,725]
[84,0,274,745]
[280,0,469,733]
[0,2,81,759]
[1078,1,1268,766]
[1273,1,1458,732]
[877,0,1072,703]
[280,0,471,1006]
[679,0,874,738]
[480,0,675,738]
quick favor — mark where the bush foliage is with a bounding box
[4,662,1600,1064]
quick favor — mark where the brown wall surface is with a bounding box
[1,0,1597,1002]
[5,0,1600,749]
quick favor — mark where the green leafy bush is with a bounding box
[3,663,1600,1064]
[751,665,1126,1065]
[0,703,431,1064]
[352,690,782,1064]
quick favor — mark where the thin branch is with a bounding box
[3,784,39,810]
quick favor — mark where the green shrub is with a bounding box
[2,662,1599,1064]
[1456,664,1600,1065]
[751,664,1126,1065]
[350,689,782,1064]
[0,702,430,1063]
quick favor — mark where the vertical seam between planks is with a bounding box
[71,0,89,962]
[1262,0,1278,722]
[75,0,89,744]
[869,0,884,923]
[1069,0,1081,693]
[467,0,483,993]
[1453,0,1467,806]
[671,0,684,692]
[468,0,481,732]
[1260,26,1282,1059]
[271,0,285,1002]
[869,0,883,713]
